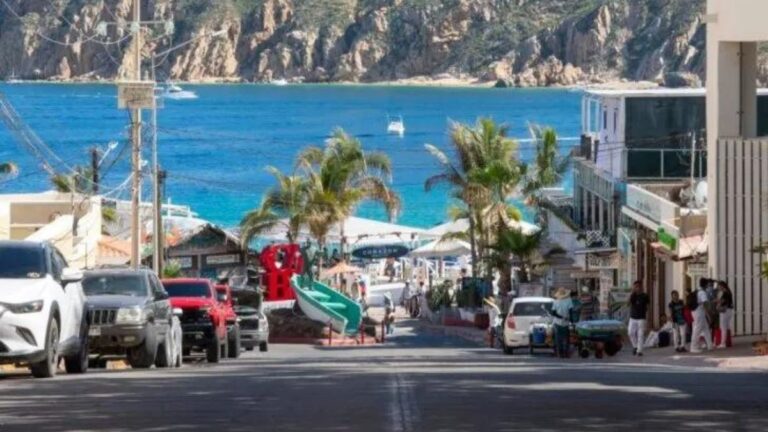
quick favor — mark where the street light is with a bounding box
[97,140,119,166]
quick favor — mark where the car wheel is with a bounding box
[227,325,241,359]
[128,340,158,369]
[502,340,514,355]
[30,318,59,379]
[259,341,268,353]
[64,335,89,374]
[206,335,222,363]
[155,330,173,368]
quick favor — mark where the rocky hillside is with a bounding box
[0,0,753,86]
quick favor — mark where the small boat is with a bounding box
[6,70,21,84]
[166,83,183,93]
[162,82,198,100]
[387,115,405,136]
[271,78,289,86]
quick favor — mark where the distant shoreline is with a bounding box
[1,76,663,91]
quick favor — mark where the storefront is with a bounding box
[152,224,254,285]
[618,184,706,326]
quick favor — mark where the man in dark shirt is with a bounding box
[668,291,687,352]
[628,280,650,356]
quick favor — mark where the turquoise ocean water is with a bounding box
[0,84,581,229]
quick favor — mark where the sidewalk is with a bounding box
[404,315,768,371]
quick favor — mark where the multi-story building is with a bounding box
[544,87,768,323]
[707,0,768,336]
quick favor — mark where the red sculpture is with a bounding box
[259,244,302,301]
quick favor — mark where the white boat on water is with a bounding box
[271,78,289,86]
[163,82,197,100]
[5,71,21,84]
[387,115,405,136]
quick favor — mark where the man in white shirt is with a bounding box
[690,280,713,353]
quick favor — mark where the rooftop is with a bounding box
[585,87,768,98]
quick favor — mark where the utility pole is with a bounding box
[130,0,143,270]
[90,147,99,194]
[155,169,166,276]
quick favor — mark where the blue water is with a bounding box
[0,84,581,228]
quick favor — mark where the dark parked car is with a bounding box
[83,269,181,368]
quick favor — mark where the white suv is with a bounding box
[0,240,89,378]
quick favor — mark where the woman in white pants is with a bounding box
[717,282,734,348]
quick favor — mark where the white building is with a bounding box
[706,0,768,335]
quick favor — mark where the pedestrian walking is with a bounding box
[668,291,687,352]
[716,281,734,348]
[690,279,714,353]
[628,280,650,356]
[683,287,695,344]
[551,288,573,358]
[383,294,395,335]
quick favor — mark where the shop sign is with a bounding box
[351,245,410,260]
[657,227,678,251]
[626,184,678,224]
[205,254,241,266]
[175,256,194,269]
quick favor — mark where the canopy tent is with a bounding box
[424,218,540,238]
[409,239,472,258]
[257,216,425,246]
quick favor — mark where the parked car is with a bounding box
[82,268,181,368]
[230,287,269,352]
[0,240,89,378]
[214,284,242,359]
[501,296,554,355]
[234,305,269,352]
[162,278,228,363]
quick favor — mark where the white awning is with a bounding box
[257,216,424,244]
[424,218,540,238]
[409,239,472,258]
[621,207,659,231]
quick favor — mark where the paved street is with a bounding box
[1,319,767,432]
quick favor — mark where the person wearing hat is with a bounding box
[550,287,574,358]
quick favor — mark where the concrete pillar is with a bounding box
[707,41,758,278]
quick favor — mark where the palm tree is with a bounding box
[240,167,309,246]
[297,128,401,254]
[521,125,571,207]
[490,227,544,292]
[50,166,93,193]
[425,118,522,277]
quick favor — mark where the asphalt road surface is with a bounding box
[1,319,767,432]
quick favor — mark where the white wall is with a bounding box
[708,0,768,42]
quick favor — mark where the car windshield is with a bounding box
[513,302,552,317]
[83,274,147,297]
[164,282,211,298]
[0,246,46,279]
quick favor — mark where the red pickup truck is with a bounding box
[162,278,228,363]
[214,284,241,359]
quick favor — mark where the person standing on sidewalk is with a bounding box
[551,288,573,358]
[628,280,650,356]
[690,279,714,353]
[668,291,687,352]
[717,281,734,349]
